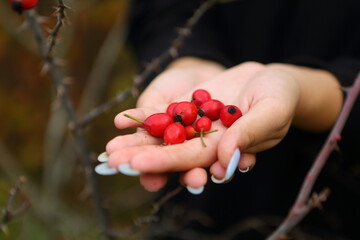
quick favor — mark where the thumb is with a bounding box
[217,101,292,171]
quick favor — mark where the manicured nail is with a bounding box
[211,148,241,184]
[97,152,108,162]
[95,163,118,175]
[118,163,141,176]
[186,186,204,195]
[239,166,250,173]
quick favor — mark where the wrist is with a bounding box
[267,63,343,131]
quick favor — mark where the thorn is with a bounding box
[41,63,50,75]
[334,142,342,155]
[342,86,352,95]
[169,47,179,58]
[0,224,9,235]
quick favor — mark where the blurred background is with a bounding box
[0,0,157,239]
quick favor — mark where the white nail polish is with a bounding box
[97,152,108,162]
[239,166,250,173]
[211,148,241,184]
[186,186,204,195]
[95,163,118,175]
[118,163,141,176]
[211,175,225,184]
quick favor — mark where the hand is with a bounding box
[105,58,226,192]
[102,59,342,194]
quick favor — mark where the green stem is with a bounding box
[200,130,207,148]
[194,129,218,134]
[122,113,144,124]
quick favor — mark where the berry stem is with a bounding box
[122,113,144,123]
[200,130,207,147]
[194,129,218,134]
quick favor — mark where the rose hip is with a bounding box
[164,123,186,145]
[185,125,196,140]
[220,105,242,127]
[198,99,225,121]
[195,117,212,132]
[166,102,178,117]
[173,101,198,125]
[123,112,173,137]
[191,89,211,107]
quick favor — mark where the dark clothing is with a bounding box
[128,1,360,239]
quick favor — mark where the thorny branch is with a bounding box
[78,0,218,127]
[24,7,113,240]
[46,0,68,57]
[108,186,184,238]
[1,177,31,234]
[267,73,360,240]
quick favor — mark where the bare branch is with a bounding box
[46,0,69,57]
[78,0,218,127]
[23,9,113,240]
[1,177,31,234]
[267,73,360,239]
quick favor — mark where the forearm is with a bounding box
[268,63,343,132]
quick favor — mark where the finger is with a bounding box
[139,173,169,192]
[180,168,208,189]
[106,131,163,154]
[209,153,256,180]
[130,128,224,173]
[108,125,224,173]
[217,101,290,170]
[114,107,164,129]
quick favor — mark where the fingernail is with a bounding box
[239,166,250,173]
[211,148,241,184]
[186,186,204,195]
[95,163,118,175]
[97,152,108,162]
[118,163,141,176]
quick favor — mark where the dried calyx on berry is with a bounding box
[11,1,23,14]
[220,105,243,127]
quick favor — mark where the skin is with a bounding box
[106,57,343,191]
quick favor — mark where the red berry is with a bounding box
[166,102,178,117]
[184,125,196,140]
[198,99,224,121]
[220,105,242,127]
[8,0,38,13]
[173,101,198,125]
[195,117,212,132]
[143,113,173,137]
[164,123,186,145]
[191,89,211,107]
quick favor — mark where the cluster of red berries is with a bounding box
[124,89,242,146]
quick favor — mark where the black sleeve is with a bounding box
[128,0,231,72]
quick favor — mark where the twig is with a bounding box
[267,73,360,240]
[24,9,113,240]
[78,0,218,127]
[108,186,184,238]
[1,177,31,234]
[46,0,68,57]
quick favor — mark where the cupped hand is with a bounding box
[103,59,341,194]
